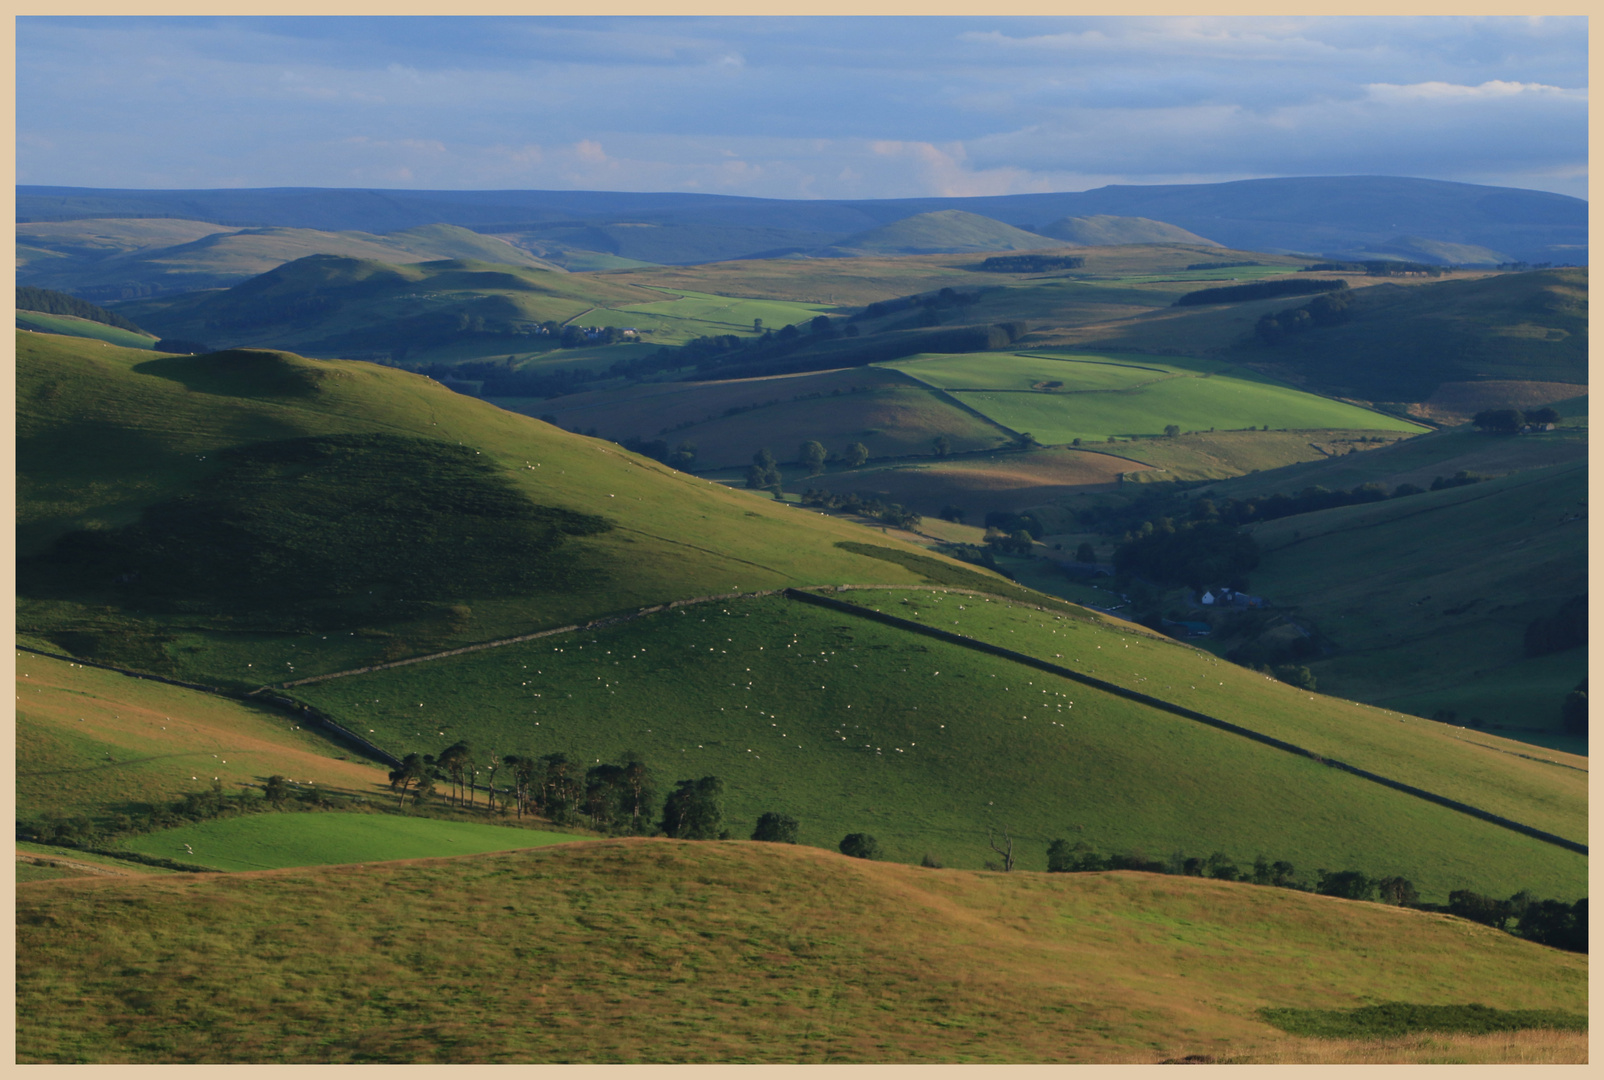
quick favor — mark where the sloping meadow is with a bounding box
[288,590,1585,900]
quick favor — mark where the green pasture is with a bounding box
[881,351,1427,443]
[833,589,1586,845]
[117,812,577,872]
[290,593,1585,899]
[612,286,836,332]
[17,311,158,349]
[18,841,1587,1063]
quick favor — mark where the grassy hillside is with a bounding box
[1040,214,1220,247]
[287,590,1584,900]
[880,351,1427,444]
[817,210,1067,256]
[1233,269,1587,407]
[16,331,1030,686]
[1240,460,1587,737]
[17,650,391,827]
[17,840,1587,1063]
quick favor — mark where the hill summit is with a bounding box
[816,210,1067,257]
[1039,214,1220,247]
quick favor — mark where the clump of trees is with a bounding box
[839,833,880,859]
[1473,407,1559,433]
[752,812,799,843]
[746,449,784,496]
[1113,516,1260,591]
[660,776,727,839]
[799,489,921,529]
[1255,288,1354,344]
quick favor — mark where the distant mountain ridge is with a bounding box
[18,175,1585,268]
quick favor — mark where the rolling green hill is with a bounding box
[15,330,1027,687]
[17,840,1587,1063]
[1231,269,1587,408]
[124,254,830,365]
[1040,215,1220,247]
[817,210,1068,257]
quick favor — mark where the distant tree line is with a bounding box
[620,436,698,469]
[1044,839,1586,953]
[976,254,1085,273]
[1174,278,1347,307]
[16,286,148,333]
[1302,260,1445,277]
[1186,260,1261,271]
[1182,478,1489,530]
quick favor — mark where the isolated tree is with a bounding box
[751,812,799,843]
[844,442,870,468]
[1045,838,1075,873]
[987,827,1016,872]
[810,315,832,334]
[752,318,763,333]
[800,440,828,476]
[1163,424,1181,438]
[746,448,783,493]
[839,833,880,860]
[932,435,951,457]
[660,776,724,839]
[1527,407,1560,425]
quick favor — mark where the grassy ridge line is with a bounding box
[17,644,226,694]
[783,589,1586,857]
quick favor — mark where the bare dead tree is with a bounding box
[989,826,1015,872]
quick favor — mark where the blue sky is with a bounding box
[17,16,1589,199]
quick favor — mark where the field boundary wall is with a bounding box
[783,588,1587,857]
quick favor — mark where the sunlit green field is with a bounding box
[880,351,1429,443]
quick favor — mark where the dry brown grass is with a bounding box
[17,840,1586,1063]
